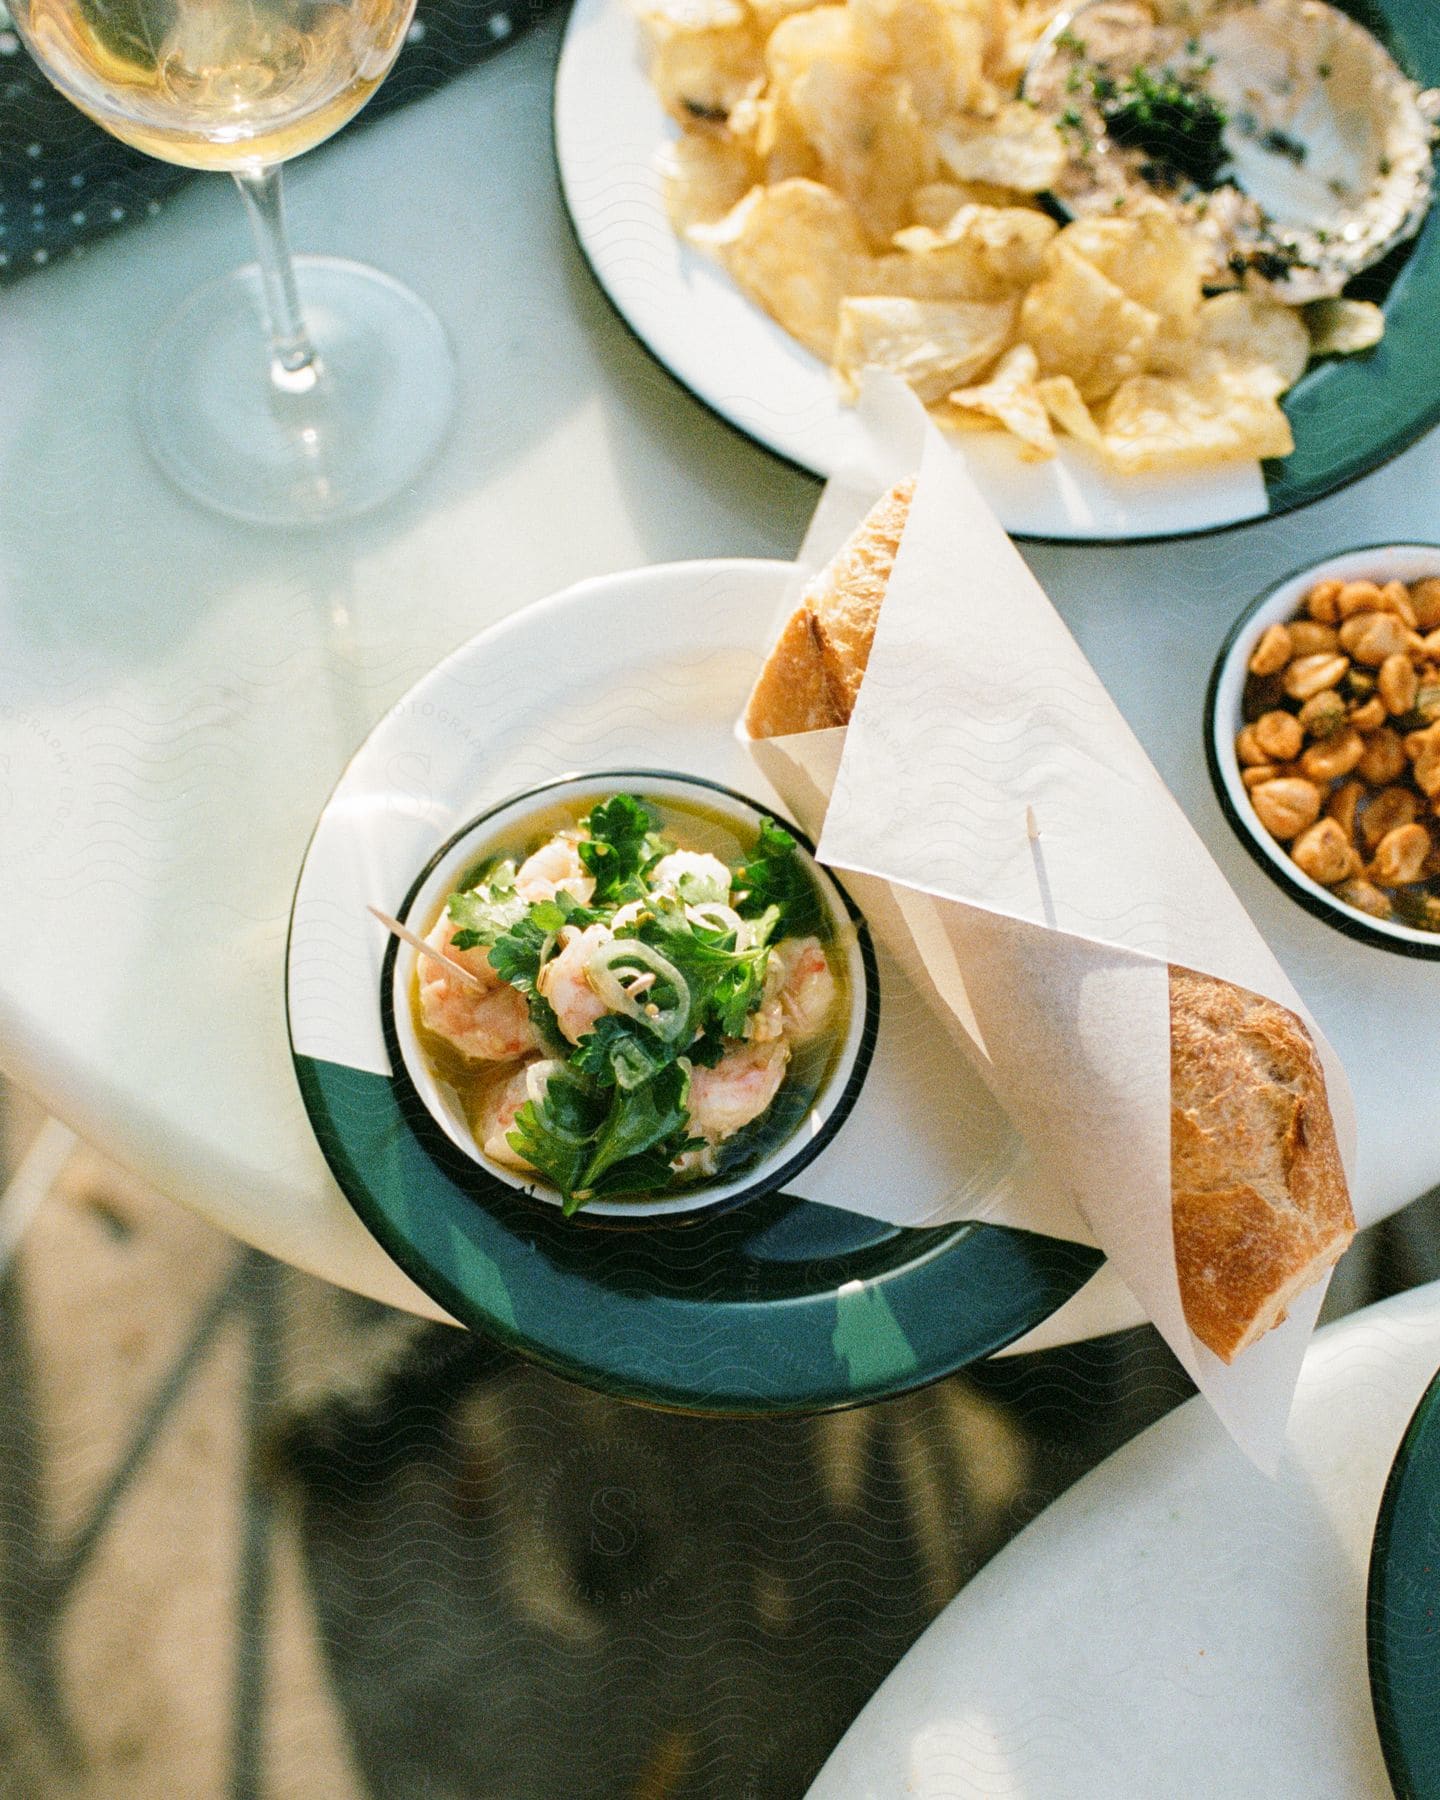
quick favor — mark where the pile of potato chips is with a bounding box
[634,0,1384,471]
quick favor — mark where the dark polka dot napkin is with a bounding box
[0,0,561,283]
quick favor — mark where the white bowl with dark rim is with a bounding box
[380,770,879,1222]
[1206,544,1440,959]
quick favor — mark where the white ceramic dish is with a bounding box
[1206,542,1440,957]
[386,769,877,1220]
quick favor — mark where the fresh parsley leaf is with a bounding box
[581,1061,693,1198]
[687,1025,727,1068]
[676,865,729,905]
[732,818,824,938]
[505,1065,602,1201]
[632,896,776,1040]
[578,794,657,904]
[446,864,528,951]
[488,891,596,992]
[505,1057,694,1214]
[570,1014,676,1090]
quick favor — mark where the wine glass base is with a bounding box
[138,256,457,527]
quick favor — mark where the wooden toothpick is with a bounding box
[367,905,489,992]
[1025,806,1040,841]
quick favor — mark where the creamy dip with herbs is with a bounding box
[1025,0,1439,300]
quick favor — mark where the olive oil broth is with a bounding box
[409,793,853,1205]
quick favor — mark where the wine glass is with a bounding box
[9,0,457,524]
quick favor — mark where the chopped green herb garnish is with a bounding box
[1100,63,1230,192]
[419,794,842,1213]
[577,794,659,903]
[732,818,824,938]
[631,895,779,1041]
[1261,127,1307,165]
[488,891,597,992]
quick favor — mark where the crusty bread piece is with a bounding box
[745,481,1355,1362]
[743,606,842,738]
[1169,965,1352,1361]
[743,477,913,737]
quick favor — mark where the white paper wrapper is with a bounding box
[743,377,1357,1469]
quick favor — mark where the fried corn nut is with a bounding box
[1291,818,1357,886]
[1360,785,1420,849]
[1251,776,1322,841]
[1253,711,1303,762]
[1300,728,1364,783]
[1371,823,1431,886]
[1248,623,1293,677]
[1284,654,1350,702]
[1357,727,1407,786]
[1379,653,1418,717]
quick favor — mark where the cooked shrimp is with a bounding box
[536,921,612,1044]
[515,832,595,905]
[747,936,835,1044]
[651,850,731,902]
[773,936,836,1042]
[687,1039,790,1144]
[478,1060,539,1172]
[418,915,539,1063]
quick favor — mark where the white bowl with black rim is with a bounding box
[1206,544,1440,958]
[380,770,880,1223]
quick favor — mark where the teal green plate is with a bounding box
[1369,1362,1440,1798]
[1266,1,1440,522]
[285,559,1102,1414]
[294,1053,1099,1413]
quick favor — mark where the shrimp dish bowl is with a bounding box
[383,772,878,1222]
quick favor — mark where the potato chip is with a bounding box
[1102,363,1295,473]
[1189,291,1311,393]
[1019,245,1161,402]
[935,101,1067,192]
[1053,204,1203,326]
[764,5,862,91]
[748,0,826,34]
[849,0,988,118]
[833,293,1015,400]
[907,178,1039,226]
[945,343,1057,458]
[907,181,973,229]
[631,0,747,40]
[651,22,764,127]
[1304,297,1386,357]
[991,0,1059,86]
[692,178,871,358]
[660,132,759,231]
[1036,373,1103,447]
[880,204,1057,299]
[745,90,823,182]
[788,61,936,241]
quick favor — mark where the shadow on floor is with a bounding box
[0,1082,1434,1800]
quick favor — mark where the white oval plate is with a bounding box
[288,558,1024,1235]
[552,0,1279,543]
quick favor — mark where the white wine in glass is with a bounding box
[11,0,458,523]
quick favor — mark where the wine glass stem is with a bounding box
[232,165,321,391]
